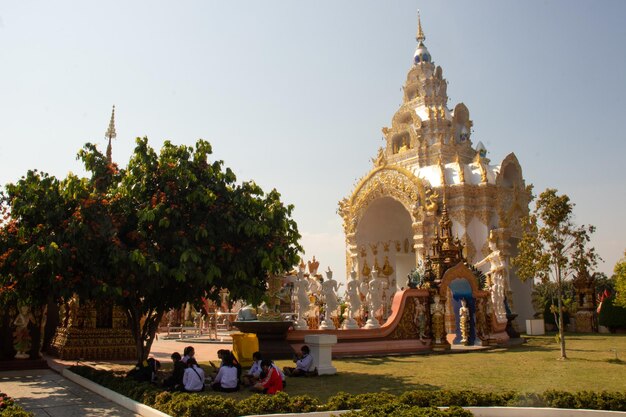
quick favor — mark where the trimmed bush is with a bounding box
[343,404,473,417]
[69,365,626,416]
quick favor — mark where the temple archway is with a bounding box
[355,197,414,291]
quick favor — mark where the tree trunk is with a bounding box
[124,301,145,364]
[124,302,164,364]
[556,265,567,359]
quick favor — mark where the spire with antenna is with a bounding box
[105,105,117,163]
[416,10,426,44]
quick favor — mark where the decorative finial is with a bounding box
[105,105,117,162]
[416,10,426,44]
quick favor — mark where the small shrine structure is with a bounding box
[338,14,533,327]
[48,107,135,360]
[572,266,598,333]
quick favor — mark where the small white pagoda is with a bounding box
[338,15,534,324]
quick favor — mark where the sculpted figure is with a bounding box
[475,297,488,340]
[67,294,79,328]
[459,298,470,345]
[319,268,340,329]
[415,298,427,340]
[321,268,339,317]
[343,268,362,329]
[13,304,35,359]
[294,269,311,329]
[430,294,445,344]
[475,237,508,323]
[364,270,385,329]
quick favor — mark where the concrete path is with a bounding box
[0,334,234,417]
[0,369,141,417]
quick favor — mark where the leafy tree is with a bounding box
[1,137,302,362]
[531,280,574,325]
[613,251,626,308]
[593,272,614,299]
[513,189,599,359]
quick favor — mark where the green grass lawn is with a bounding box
[165,333,626,402]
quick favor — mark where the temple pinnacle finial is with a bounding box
[416,10,426,43]
[105,105,117,162]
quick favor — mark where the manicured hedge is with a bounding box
[70,365,626,417]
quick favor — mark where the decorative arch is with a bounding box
[438,262,482,298]
[496,153,523,188]
[343,165,428,232]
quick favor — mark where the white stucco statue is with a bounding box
[475,237,508,324]
[13,304,35,359]
[294,269,310,329]
[320,267,340,330]
[364,269,384,329]
[307,273,322,300]
[343,268,362,329]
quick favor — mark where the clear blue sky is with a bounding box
[1,1,625,282]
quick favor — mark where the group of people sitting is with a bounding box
[130,344,316,395]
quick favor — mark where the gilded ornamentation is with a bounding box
[456,154,465,184]
[382,256,394,277]
[373,147,387,167]
[389,296,427,340]
[361,259,371,278]
[430,294,445,344]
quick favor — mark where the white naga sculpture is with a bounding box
[320,267,340,330]
[364,269,384,329]
[475,236,508,324]
[293,268,310,330]
[343,268,362,329]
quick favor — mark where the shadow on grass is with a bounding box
[208,371,441,402]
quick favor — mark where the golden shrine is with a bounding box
[338,14,534,327]
[48,107,136,360]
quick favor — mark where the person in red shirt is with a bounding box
[253,359,283,394]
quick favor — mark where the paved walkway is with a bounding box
[0,369,141,417]
[0,335,234,416]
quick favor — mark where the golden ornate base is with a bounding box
[574,310,597,333]
[49,327,135,360]
[431,342,451,351]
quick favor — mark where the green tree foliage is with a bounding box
[593,272,615,298]
[0,137,302,362]
[531,280,574,325]
[512,189,599,359]
[613,251,626,308]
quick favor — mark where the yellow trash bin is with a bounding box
[231,333,259,367]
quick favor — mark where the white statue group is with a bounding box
[293,260,343,330]
[293,257,390,331]
[292,234,508,336]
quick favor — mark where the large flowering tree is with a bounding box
[0,138,301,362]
